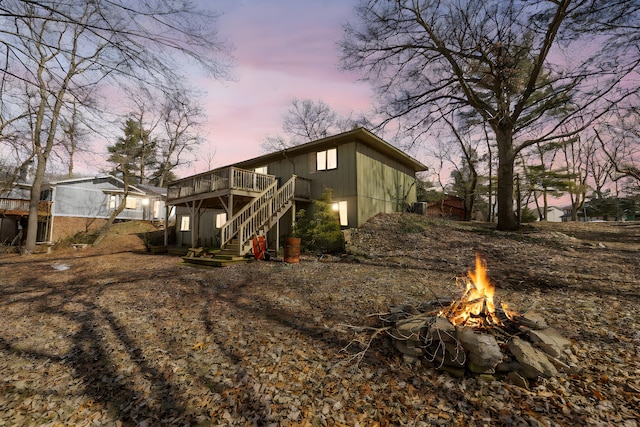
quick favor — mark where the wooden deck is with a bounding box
[166,167,275,207]
[0,199,52,216]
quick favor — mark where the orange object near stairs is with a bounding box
[252,236,267,260]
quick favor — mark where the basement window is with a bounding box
[180,216,190,231]
[332,200,348,226]
[317,148,337,171]
[215,212,227,228]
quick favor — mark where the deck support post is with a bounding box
[164,205,169,246]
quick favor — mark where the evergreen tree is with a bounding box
[94,119,153,245]
[293,189,344,253]
[108,119,156,184]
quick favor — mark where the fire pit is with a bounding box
[385,254,578,387]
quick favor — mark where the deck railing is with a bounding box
[0,198,52,216]
[166,167,276,202]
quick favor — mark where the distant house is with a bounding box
[166,128,428,254]
[42,176,168,242]
[536,206,564,222]
[424,195,467,220]
[0,182,52,245]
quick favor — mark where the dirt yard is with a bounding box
[0,215,638,426]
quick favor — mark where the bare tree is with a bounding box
[56,99,91,177]
[341,0,640,230]
[441,114,485,221]
[262,98,368,152]
[0,0,230,253]
[595,108,640,184]
[122,86,205,187]
[154,88,205,187]
[561,134,591,221]
[284,98,337,141]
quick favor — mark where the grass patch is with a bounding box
[396,213,436,234]
[54,230,99,249]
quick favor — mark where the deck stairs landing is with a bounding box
[193,175,296,266]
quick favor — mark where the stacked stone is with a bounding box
[387,305,579,386]
[423,317,467,377]
[497,310,579,387]
[393,315,427,362]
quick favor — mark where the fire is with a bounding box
[440,254,506,327]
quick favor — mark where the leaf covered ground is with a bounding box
[0,215,639,426]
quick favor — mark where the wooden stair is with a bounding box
[183,175,296,267]
[220,175,296,257]
[181,244,250,267]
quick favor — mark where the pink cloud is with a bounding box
[183,0,373,175]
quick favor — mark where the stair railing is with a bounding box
[220,175,296,254]
[220,180,277,248]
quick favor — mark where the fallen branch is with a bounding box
[339,325,391,370]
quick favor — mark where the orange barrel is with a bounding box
[283,237,301,263]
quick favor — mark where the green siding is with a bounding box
[307,142,357,200]
[259,140,417,228]
[231,132,422,230]
[355,145,417,226]
[259,141,358,201]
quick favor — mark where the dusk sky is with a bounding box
[187,0,374,175]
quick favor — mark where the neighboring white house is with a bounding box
[537,206,564,222]
[42,176,169,241]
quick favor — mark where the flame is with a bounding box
[440,254,502,327]
[501,302,520,322]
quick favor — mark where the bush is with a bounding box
[520,207,538,223]
[292,189,344,253]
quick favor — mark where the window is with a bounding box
[215,212,227,228]
[254,166,268,175]
[316,148,337,171]
[180,216,190,231]
[109,195,117,209]
[332,201,348,226]
[125,197,137,209]
[152,201,161,219]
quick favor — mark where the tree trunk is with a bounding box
[465,173,477,221]
[93,174,130,246]
[93,192,128,246]
[495,128,518,231]
[24,156,47,253]
[486,139,494,223]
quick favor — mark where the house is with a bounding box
[0,182,52,245]
[536,206,564,222]
[424,195,467,220]
[42,176,168,242]
[166,128,427,255]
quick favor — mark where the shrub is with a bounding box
[520,207,538,223]
[292,189,344,253]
